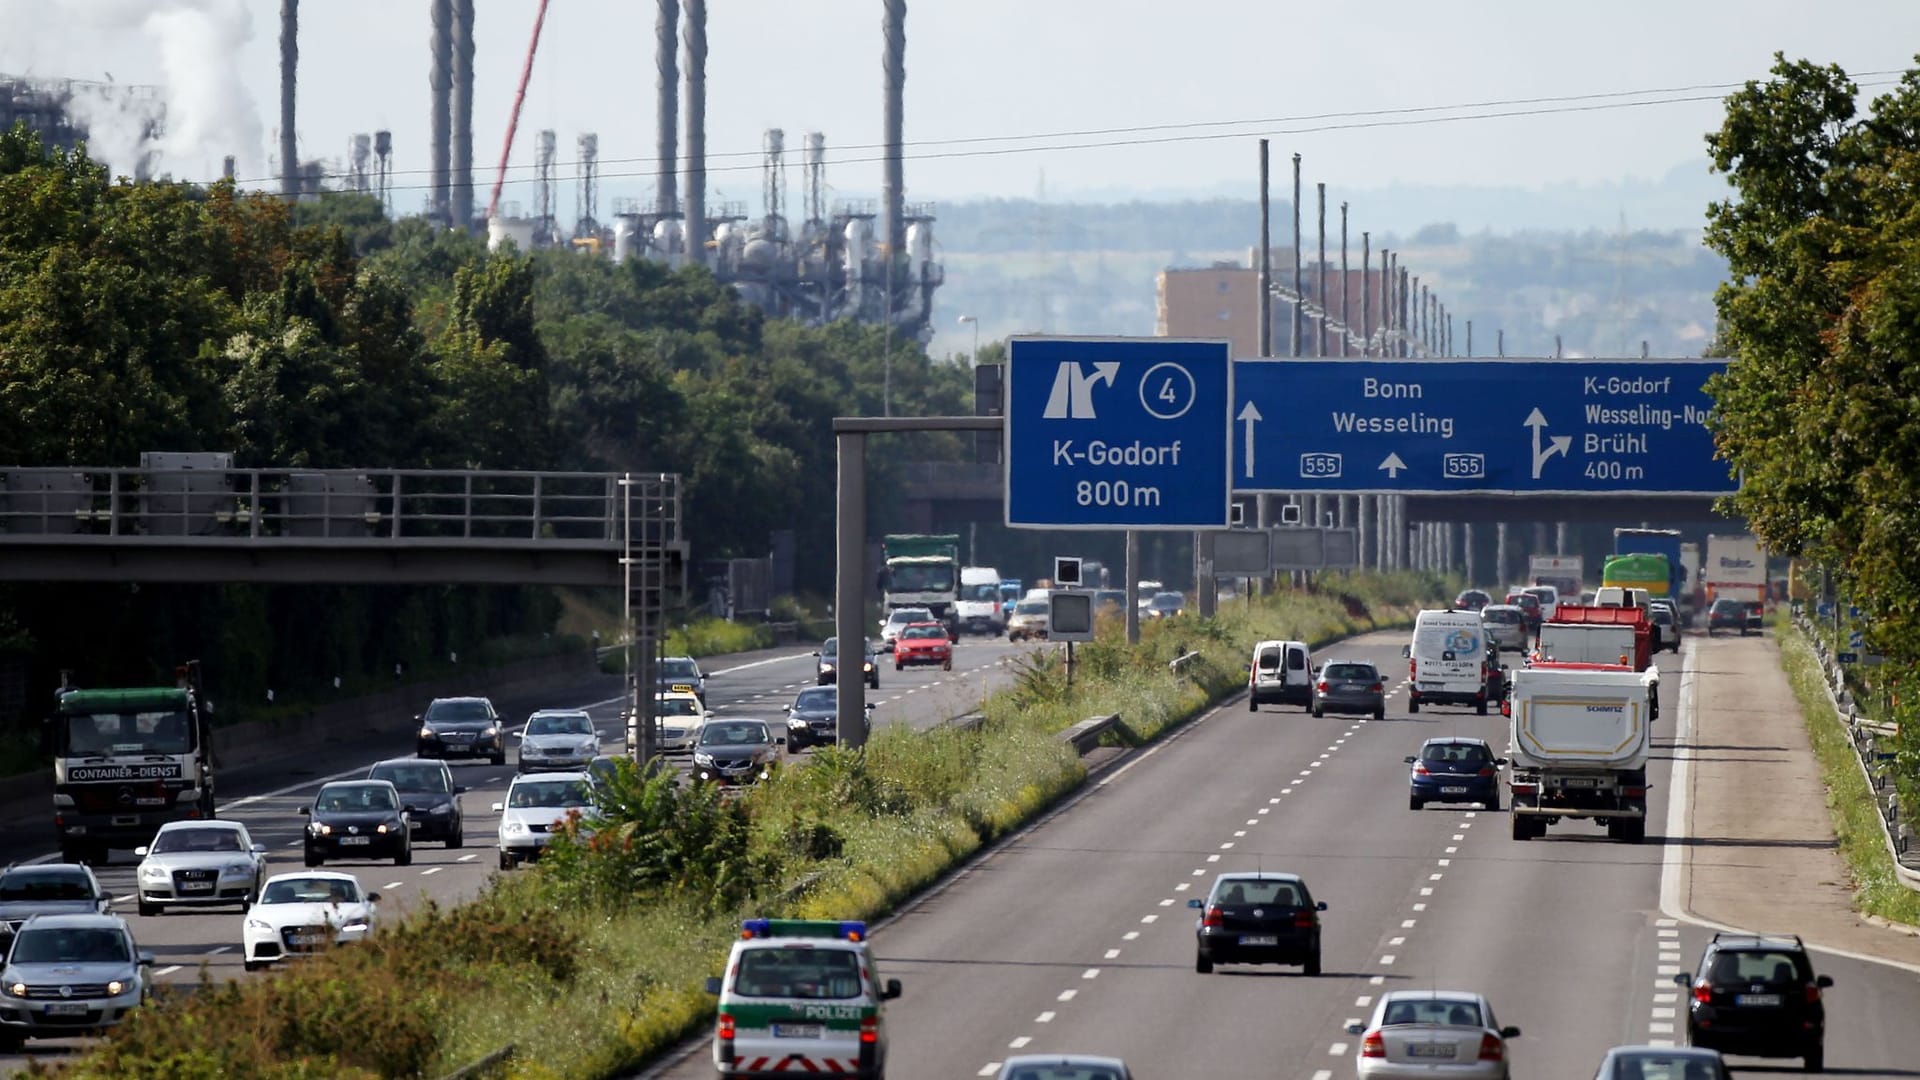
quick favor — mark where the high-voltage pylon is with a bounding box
[575,132,600,236]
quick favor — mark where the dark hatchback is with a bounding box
[415,696,505,764]
[1408,737,1505,811]
[1706,598,1752,637]
[301,781,413,867]
[1454,589,1492,611]
[1676,933,1831,1070]
[365,758,466,847]
[1190,872,1324,975]
[1311,660,1385,720]
[0,865,110,949]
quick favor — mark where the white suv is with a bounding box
[492,771,594,870]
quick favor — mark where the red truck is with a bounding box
[1532,605,1660,721]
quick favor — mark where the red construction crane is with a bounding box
[486,0,550,223]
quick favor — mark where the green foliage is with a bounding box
[541,760,763,911]
[1704,57,1920,664]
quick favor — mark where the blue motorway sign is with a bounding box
[1006,337,1232,529]
[1232,358,1734,495]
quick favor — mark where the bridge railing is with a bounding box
[0,468,632,545]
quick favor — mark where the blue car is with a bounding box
[1406,737,1504,811]
[998,580,1023,618]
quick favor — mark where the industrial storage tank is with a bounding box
[906,221,934,268]
[651,218,685,260]
[613,215,643,263]
[843,219,871,305]
[741,235,775,270]
[713,222,743,267]
[487,216,538,253]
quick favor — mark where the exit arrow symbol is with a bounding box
[1237,400,1262,479]
[1378,452,1407,479]
[1525,407,1572,479]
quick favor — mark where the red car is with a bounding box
[893,622,953,671]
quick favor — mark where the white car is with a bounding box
[1347,990,1520,1078]
[241,872,380,972]
[493,771,595,870]
[878,607,933,652]
[652,692,708,752]
[134,820,268,916]
[515,709,600,773]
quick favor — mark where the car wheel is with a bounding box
[1311,704,1324,718]
[1408,698,1420,714]
[1409,795,1424,811]
[304,848,323,868]
[1805,1045,1823,1072]
[870,675,879,690]
[943,658,952,671]
[0,1028,24,1053]
[1195,951,1213,974]
[1373,708,1385,722]
[1476,699,1488,716]
[1486,791,1502,812]
[1248,697,1258,712]
[447,828,463,849]
[498,851,514,871]
[138,899,160,918]
[1511,815,1533,841]
[490,752,507,766]
[244,959,264,973]
[396,843,412,867]
[1304,949,1322,977]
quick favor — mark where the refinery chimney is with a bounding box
[682,0,707,265]
[656,0,678,217]
[451,0,475,231]
[881,0,906,305]
[429,0,452,223]
[279,0,298,200]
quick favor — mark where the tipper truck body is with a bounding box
[1506,664,1656,843]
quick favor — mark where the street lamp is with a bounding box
[957,313,980,361]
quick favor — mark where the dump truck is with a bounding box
[1506,663,1656,843]
[881,534,961,628]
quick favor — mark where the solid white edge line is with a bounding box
[1658,639,1920,977]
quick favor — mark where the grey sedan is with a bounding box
[1591,1045,1729,1080]
[1312,660,1385,720]
[996,1056,1133,1080]
[134,820,267,915]
[1480,604,1530,652]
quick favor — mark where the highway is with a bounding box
[639,630,1920,1079]
[2,632,1037,1073]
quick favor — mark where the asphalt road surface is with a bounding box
[642,630,1920,1079]
[2,632,1036,1073]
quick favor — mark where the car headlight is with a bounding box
[310,822,332,836]
[863,662,874,672]
[693,752,714,766]
[106,980,124,996]
[376,821,398,834]
[227,862,254,875]
[820,663,835,673]
[788,716,806,727]
[4,981,24,998]
[419,726,435,739]
[482,726,498,738]
[504,822,528,836]
[430,804,451,815]
[140,864,168,880]
[247,918,272,931]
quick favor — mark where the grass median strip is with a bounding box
[1778,624,1920,928]
[57,575,1441,1079]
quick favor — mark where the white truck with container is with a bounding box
[1505,664,1656,843]
[954,566,1006,636]
[1528,555,1584,604]
[1704,534,1767,611]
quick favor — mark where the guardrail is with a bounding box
[1792,610,1920,889]
[435,1043,515,1080]
[1168,650,1203,676]
[1058,713,1124,754]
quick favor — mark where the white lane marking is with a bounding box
[457,854,477,862]
[1437,859,1451,867]
[1057,989,1077,1002]
[1355,995,1372,1007]
[1657,964,1681,975]
[1651,1007,1676,1019]
[1309,761,1322,768]
[383,880,402,890]
[421,867,443,876]
[1282,788,1294,795]
[205,946,230,955]
[1412,903,1426,912]
[155,965,183,976]
[1191,869,1206,876]
[1159,898,1175,907]
[1648,1022,1674,1034]
[1444,846,1457,854]
[1420,887,1433,896]
[1140,915,1157,924]
[1082,968,1100,979]
[1653,992,1678,1004]
[1175,883,1190,892]
[1328,1044,1348,1056]
[979,1067,1000,1077]
[1258,807,1271,815]
[1463,812,1476,818]
[1655,918,1677,927]
[1207,854,1220,863]
[1369,975,1385,985]
[1380,954,1396,965]
[1313,1072,1333,1080]
[1657,928,1679,938]
[1233,830,1247,838]
[1452,834,1464,841]
[114,894,133,903]
[1401,920,1416,929]
[1647,1038,1676,1047]
[1318,753,1330,760]
[1219,842,1234,850]
[1122,931,1139,941]
[1269,797,1282,804]
[1389,937,1405,946]
[1429,873,1443,881]
[1245,819,1260,825]
[1009,1036,1032,1049]
[1036,1011,1055,1023]
[1104,948,1120,959]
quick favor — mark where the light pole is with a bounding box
[957,313,980,361]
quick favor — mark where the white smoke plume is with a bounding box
[0,0,265,182]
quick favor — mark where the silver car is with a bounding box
[134,820,267,916]
[516,709,601,773]
[1347,990,1520,1079]
[996,1056,1133,1080]
[1311,660,1386,720]
[1591,1045,1729,1080]
[493,771,595,870]
[1479,604,1530,652]
[0,913,153,1047]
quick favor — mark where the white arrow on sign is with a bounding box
[1237,400,1262,479]
[1378,452,1407,478]
[1525,407,1572,479]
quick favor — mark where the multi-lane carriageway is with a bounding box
[633,631,1920,1079]
[0,636,1039,1073]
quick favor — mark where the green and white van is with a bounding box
[705,919,901,1079]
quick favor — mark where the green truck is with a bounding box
[49,662,216,864]
[881,534,960,628]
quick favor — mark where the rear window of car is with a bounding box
[1481,608,1520,624]
[1423,743,1491,765]
[1383,998,1484,1027]
[1323,663,1376,680]
[733,945,863,1000]
[0,869,93,901]
[901,626,946,640]
[1708,949,1807,984]
[1003,1067,1126,1080]
[1210,878,1305,906]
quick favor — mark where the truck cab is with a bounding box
[48,664,216,866]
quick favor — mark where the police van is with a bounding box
[1404,609,1492,715]
[705,919,902,1079]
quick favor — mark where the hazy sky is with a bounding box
[2,0,1916,215]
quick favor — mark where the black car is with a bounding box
[1454,588,1493,611]
[690,719,782,785]
[1675,932,1831,1070]
[815,637,879,689]
[366,757,466,847]
[656,656,711,705]
[0,864,111,949]
[1189,871,1324,975]
[301,781,413,867]
[785,687,875,752]
[415,696,505,764]
[1706,598,1751,637]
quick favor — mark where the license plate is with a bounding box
[771,1023,824,1038]
[181,880,214,892]
[1440,786,1470,794]
[1734,993,1781,1006]
[290,933,327,946]
[340,836,371,846]
[45,1002,88,1016]
[1562,777,1601,787]
[1408,1043,1456,1059]
[1238,935,1279,946]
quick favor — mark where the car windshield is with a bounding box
[1014,601,1047,615]
[1482,608,1520,624]
[822,637,871,657]
[1151,593,1183,609]
[0,870,93,901]
[1708,949,1804,984]
[1651,608,1675,624]
[507,780,592,809]
[9,927,129,965]
[1507,595,1539,609]
[1423,743,1491,765]
[151,826,244,854]
[700,722,771,747]
[660,659,700,680]
[260,877,361,904]
[733,945,864,1000]
[315,785,397,813]
[962,583,1000,602]
[526,713,593,736]
[1382,997,1484,1027]
[1609,1053,1725,1080]
[369,764,450,794]
[1323,663,1376,680]
[1211,878,1305,906]
[425,700,492,723]
[794,689,834,710]
[887,610,931,627]
[1003,1068,1126,1080]
[657,697,701,717]
[1712,600,1741,612]
[902,626,946,640]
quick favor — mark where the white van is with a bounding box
[705,918,900,1077]
[1405,609,1491,715]
[1248,640,1315,711]
[1520,585,1559,622]
[955,566,1005,636]
[1593,586,1651,611]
